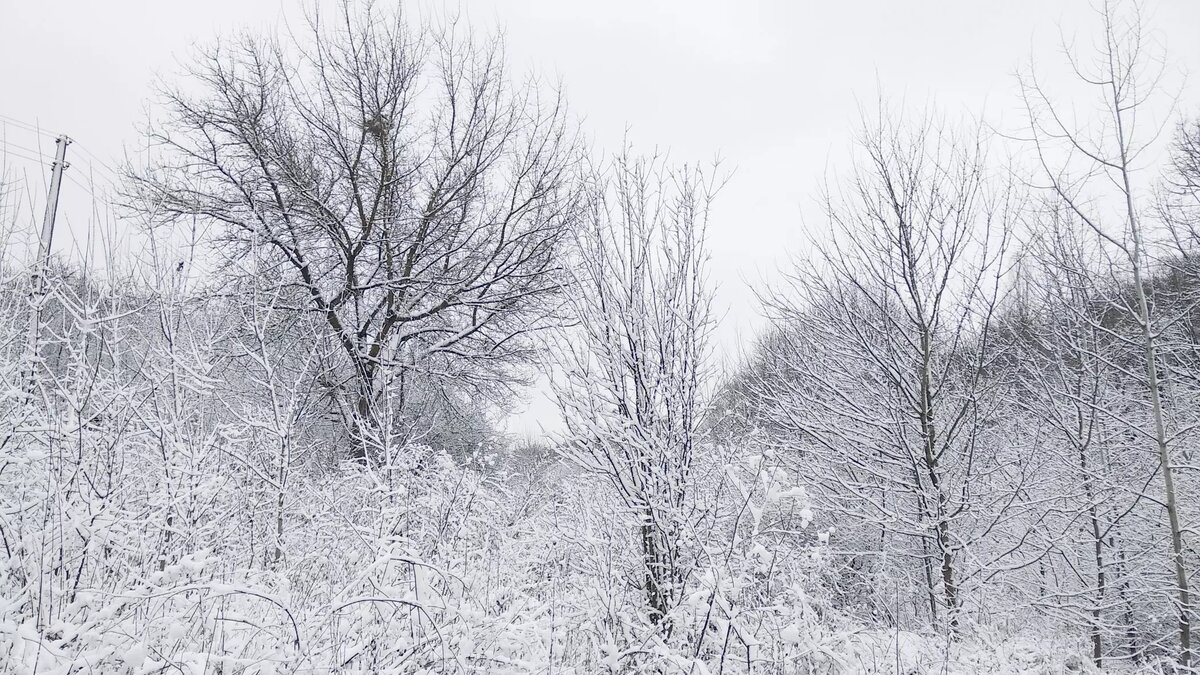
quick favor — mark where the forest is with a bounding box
[3,0,1200,672]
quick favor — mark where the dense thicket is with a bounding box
[4,0,1200,673]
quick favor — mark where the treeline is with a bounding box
[721,4,1200,669]
[1,0,1199,672]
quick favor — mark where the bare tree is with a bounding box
[1019,0,1192,663]
[749,109,1018,634]
[219,285,325,568]
[554,150,718,629]
[1161,116,1200,249]
[1011,208,1155,667]
[128,3,581,462]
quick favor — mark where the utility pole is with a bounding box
[23,134,69,397]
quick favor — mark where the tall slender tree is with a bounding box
[749,109,1018,633]
[1020,0,1192,663]
[554,150,718,629]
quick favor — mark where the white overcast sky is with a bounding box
[3,0,1200,435]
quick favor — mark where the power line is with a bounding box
[0,123,58,151]
[0,113,57,138]
[64,174,100,199]
[1,112,119,171]
[3,143,118,193]
[1,111,123,176]
[0,116,122,216]
[63,174,121,207]
[1,148,51,165]
[77,167,117,191]
[0,113,124,192]
[75,161,122,195]
[72,140,121,178]
[1,140,50,158]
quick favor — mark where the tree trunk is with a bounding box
[918,326,960,632]
[349,383,380,464]
[1122,137,1192,668]
[641,517,670,626]
[1075,434,1106,667]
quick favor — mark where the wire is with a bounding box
[81,166,118,190]
[2,144,120,197]
[72,140,121,178]
[0,125,57,151]
[0,148,52,165]
[74,160,123,195]
[0,113,57,138]
[64,174,109,202]
[0,128,57,157]
[0,113,124,189]
[0,140,50,158]
[5,159,117,204]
